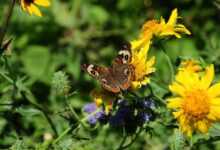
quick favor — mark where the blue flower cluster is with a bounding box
[83,103,108,125]
[109,97,155,133]
[82,97,155,132]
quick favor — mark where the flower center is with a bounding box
[182,90,210,121]
[24,0,34,5]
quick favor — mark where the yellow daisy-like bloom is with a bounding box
[179,59,202,73]
[20,0,50,17]
[129,9,191,89]
[132,8,191,50]
[167,64,220,136]
[91,89,114,114]
[130,40,156,89]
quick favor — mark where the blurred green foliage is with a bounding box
[1,0,220,149]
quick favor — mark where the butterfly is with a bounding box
[81,43,134,93]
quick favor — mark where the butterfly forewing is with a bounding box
[82,64,121,93]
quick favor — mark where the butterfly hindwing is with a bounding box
[81,64,121,93]
[112,64,134,91]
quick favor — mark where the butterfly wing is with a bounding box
[112,64,134,91]
[111,42,134,91]
[113,42,132,65]
[81,42,133,93]
[81,64,121,93]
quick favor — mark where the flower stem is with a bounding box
[121,127,143,149]
[21,91,59,137]
[116,127,127,150]
[0,71,13,84]
[52,126,73,145]
[158,44,174,82]
[148,83,166,105]
[64,96,88,129]
[163,51,174,82]
[0,0,16,48]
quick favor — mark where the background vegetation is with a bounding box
[1,0,220,149]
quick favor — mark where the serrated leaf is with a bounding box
[170,129,185,150]
[9,140,27,150]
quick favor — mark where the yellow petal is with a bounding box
[20,0,27,11]
[195,120,209,133]
[176,70,199,90]
[27,5,33,15]
[131,81,141,89]
[35,0,50,7]
[186,129,193,137]
[207,113,217,121]
[167,8,178,26]
[94,97,103,106]
[167,97,183,108]
[208,82,220,98]
[209,98,220,106]
[29,4,42,16]
[173,110,183,118]
[169,82,185,96]
[200,65,214,89]
[159,31,181,38]
[208,106,220,120]
[175,24,191,35]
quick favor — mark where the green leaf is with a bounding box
[170,129,185,150]
[209,123,220,137]
[9,140,27,150]
[88,5,109,26]
[15,107,41,117]
[21,46,50,80]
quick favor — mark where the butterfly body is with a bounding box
[82,43,134,93]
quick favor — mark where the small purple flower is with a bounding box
[143,100,155,109]
[136,112,153,126]
[87,116,97,125]
[83,103,97,113]
[83,103,108,125]
[136,97,155,110]
[95,110,105,119]
[97,111,109,124]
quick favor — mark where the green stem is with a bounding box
[121,127,143,149]
[116,127,127,150]
[163,51,174,82]
[0,71,13,84]
[22,91,58,137]
[158,44,174,82]
[65,96,102,130]
[53,126,73,145]
[3,56,14,79]
[53,97,104,144]
[0,0,16,48]
[64,96,87,128]
[148,83,166,105]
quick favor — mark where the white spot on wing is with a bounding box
[87,64,94,73]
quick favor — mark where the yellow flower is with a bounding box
[158,9,191,38]
[133,8,191,50]
[91,89,114,114]
[130,40,156,89]
[20,0,50,17]
[179,59,202,73]
[167,64,220,136]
